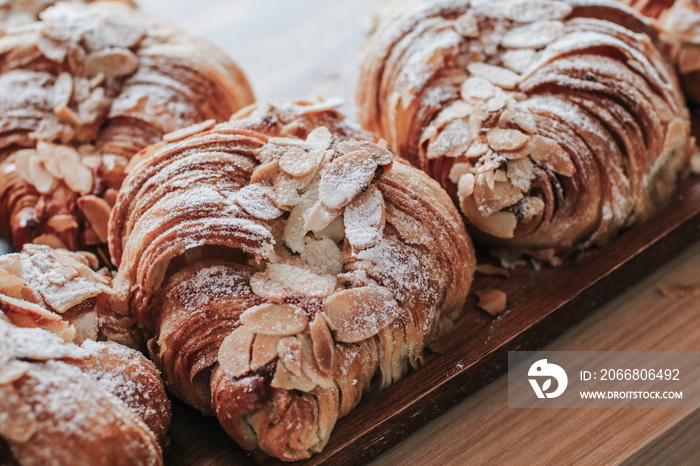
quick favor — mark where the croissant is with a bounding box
[109,100,475,460]
[625,0,700,103]
[0,0,254,263]
[0,319,168,465]
[0,244,171,465]
[0,0,131,29]
[357,0,694,257]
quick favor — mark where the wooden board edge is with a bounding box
[257,178,700,466]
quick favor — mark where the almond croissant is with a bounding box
[625,0,700,103]
[0,319,169,465]
[0,0,253,263]
[0,244,170,465]
[109,100,475,460]
[357,0,694,256]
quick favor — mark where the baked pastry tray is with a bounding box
[163,175,700,464]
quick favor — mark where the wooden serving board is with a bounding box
[163,174,700,465]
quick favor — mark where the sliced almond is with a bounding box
[461,76,495,101]
[511,111,538,134]
[505,0,573,22]
[385,204,432,246]
[271,175,302,208]
[162,119,216,143]
[278,146,321,177]
[529,135,575,176]
[501,49,538,75]
[468,62,520,90]
[32,234,67,250]
[300,98,344,115]
[54,105,81,126]
[0,294,73,341]
[218,327,255,377]
[309,312,334,375]
[322,286,401,343]
[500,20,564,49]
[0,270,25,297]
[474,175,524,215]
[53,72,73,109]
[28,155,55,193]
[86,47,138,78]
[285,203,311,253]
[336,140,393,165]
[494,170,507,183]
[0,255,21,277]
[103,188,119,207]
[46,214,79,233]
[318,150,377,209]
[290,335,330,392]
[306,126,333,151]
[267,263,337,298]
[235,184,284,220]
[520,196,545,223]
[454,11,479,37]
[64,163,93,195]
[344,185,385,249]
[449,162,473,184]
[476,288,507,316]
[277,336,303,376]
[249,272,286,303]
[270,354,316,392]
[486,92,509,112]
[250,334,282,371]
[10,149,37,183]
[466,142,489,158]
[304,200,342,233]
[250,160,280,184]
[77,195,111,243]
[487,129,531,151]
[457,173,476,200]
[240,303,308,336]
[317,216,345,243]
[663,118,688,156]
[427,119,473,159]
[461,196,518,239]
[507,157,534,192]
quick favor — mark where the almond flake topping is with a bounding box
[319,150,377,209]
[487,128,531,151]
[218,327,254,377]
[240,303,308,336]
[278,146,322,177]
[344,184,385,249]
[322,286,401,343]
[235,184,284,220]
[467,62,521,90]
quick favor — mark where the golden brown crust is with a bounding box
[0,244,111,342]
[109,101,475,460]
[0,244,171,461]
[0,1,254,261]
[625,0,700,103]
[0,320,168,465]
[356,0,694,256]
